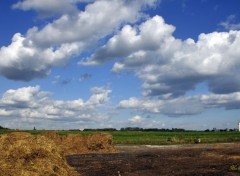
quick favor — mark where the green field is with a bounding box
[109,131,240,145]
[1,130,239,145]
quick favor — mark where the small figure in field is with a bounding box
[194,138,201,144]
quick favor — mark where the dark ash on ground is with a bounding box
[66,143,240,176]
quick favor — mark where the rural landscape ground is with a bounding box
[67,143,240,176]
[0,130,239,175]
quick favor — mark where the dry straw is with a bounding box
[42,131,117,155]
[0,132,117,176]
[0,132,78,176]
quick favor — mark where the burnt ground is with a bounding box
[66,143,240,176]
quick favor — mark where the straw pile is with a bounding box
[42,132,117,155]
[0,132,78,176]
[86,132,114,152]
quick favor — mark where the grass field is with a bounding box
[1,130,239,145]
[109,131,240,145]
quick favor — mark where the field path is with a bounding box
[116,142,240,151]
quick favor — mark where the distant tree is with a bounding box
[172,128,185,132]
[212,128,217,132]
[83,128,117,131]
[0,125,9,130]
[120,127,143,131]
[33,126,36,130]
[101,128,117,131]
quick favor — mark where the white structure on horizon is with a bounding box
[239,122,240,132]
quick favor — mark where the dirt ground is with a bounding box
[66,143,240,176]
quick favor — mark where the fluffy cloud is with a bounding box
[12,0,81,18]
[139,30,240,97]
[82,16,175,65]
[0,86,112,128]
[129,115,143,123]
[27,0,148,47]
[0,0,156,81]
[219,15,240,30]
[0,86,43,109]
[118,92,240,117]
[86,15,240,97]
[119,97,163,113]
[0,33,81,81]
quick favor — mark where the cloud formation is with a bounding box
[129,115,143,123]
[1,1,240,126]
[0,86,112,127]
[85,15,240,98]
[118,92,240,117]
[0,0,156,81]
[219,15,240,30]
[12,0,82,18]
[0,33,80,81]
[82,16,175,65]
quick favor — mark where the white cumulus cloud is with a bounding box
[129,115,143,123]
[118,92,240,117]
[0,85,112,129]
[0,0,157,81]
[82,15,175,65]
[12,0,95,18]
[85,15,240,97]
[0,33,81,81]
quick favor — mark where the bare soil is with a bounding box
[66,143,240,176]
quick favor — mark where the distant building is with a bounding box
[238,122,240,132]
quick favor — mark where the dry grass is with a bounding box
[42,131,117,155]
[0,131,117,175]
[0,132,78,176]
[200,150,240,160]
[200,151,225,158]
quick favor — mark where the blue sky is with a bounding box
[0,0,240,130]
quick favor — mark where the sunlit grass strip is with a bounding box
[0,130,239,145]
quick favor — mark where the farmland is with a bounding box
[110,131,240,145]
[1,129,239,145]
[67,143,240,176]
[0,130,240,175]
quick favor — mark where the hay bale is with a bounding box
[0,132,78,176]
[61,134,88,155]
[42,132,88,155]
[41,131,63,147]
[86,133,116,152]
[42,132,117,155]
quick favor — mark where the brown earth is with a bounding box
[66,143,240,176]
[1,132,239,176]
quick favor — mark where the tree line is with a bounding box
[77,127,238,132]
[0,125,9,130]
[81,127,186,132]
